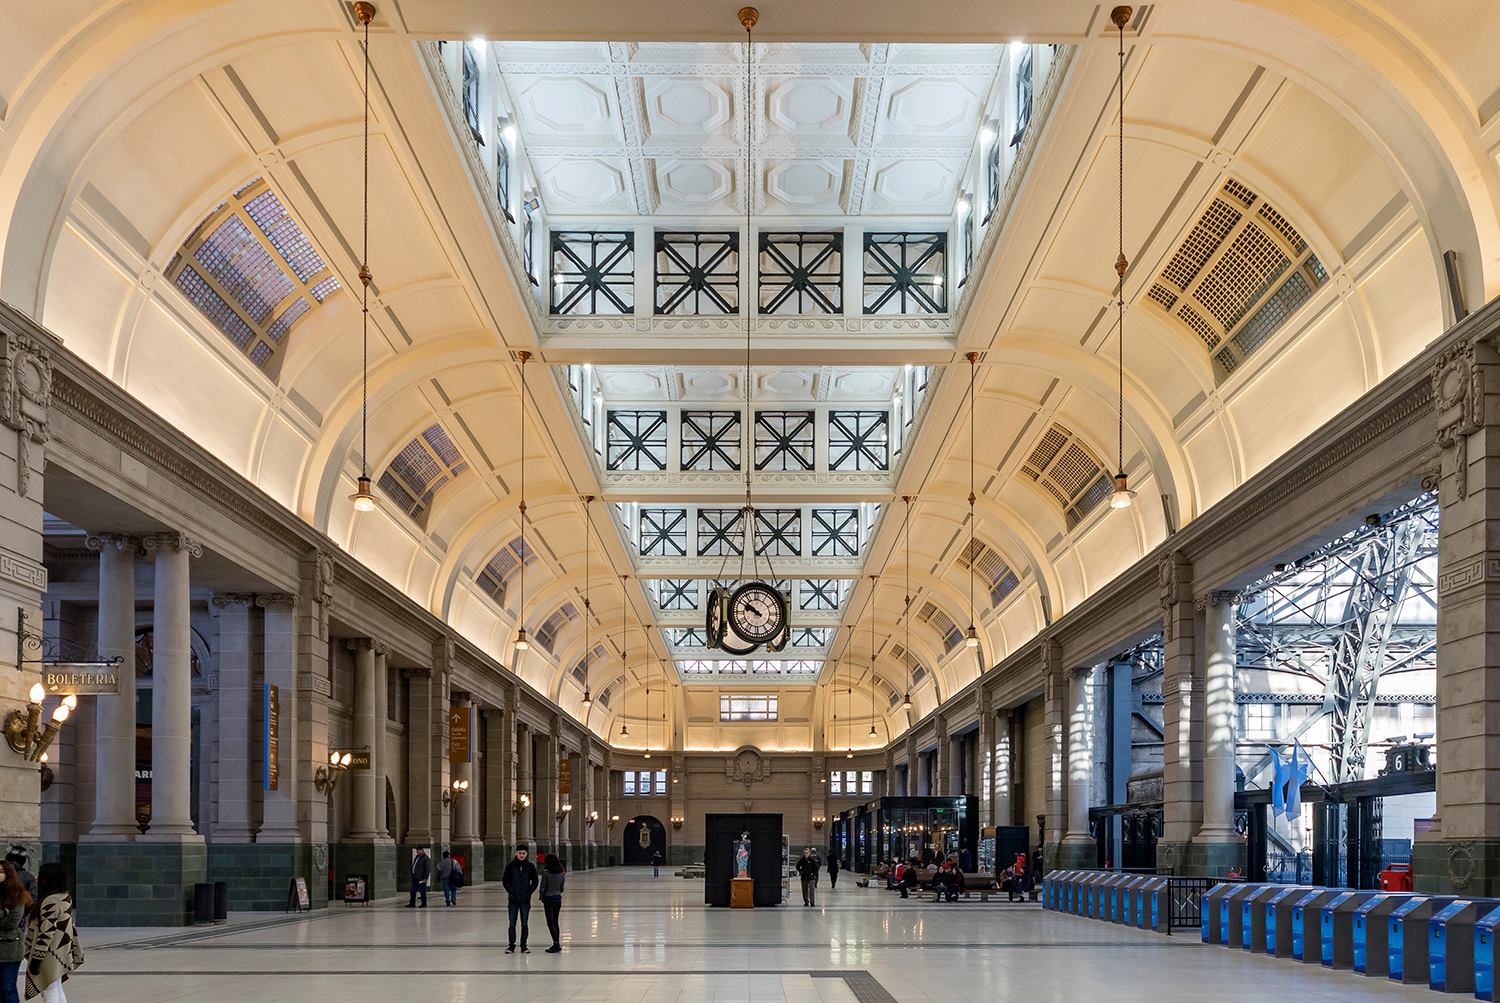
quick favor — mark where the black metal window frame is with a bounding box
[828,410,890,471]
[551,230,634,315]
[638,507,687,557]
[793,627,831,648]
[697,507,745,557]
[495,125,515,223]
[800,579,846,611]
[863,232,947,314]
[655,579,697,611]
[680,410,742,471]
[655,231,740,315]
[461,45,484,146]
[810,507,861,557]
[959,192,974,288]
[983,125,1001,225]
[758,231,843,314]
[605,409,668,471]
[521,197,538,286]
[668,626,708,647]
[1009,44,1034,148]
[754,410,815,471]
[754,508,802,557]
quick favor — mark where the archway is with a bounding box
[623,815,667,866]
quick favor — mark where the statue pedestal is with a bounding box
[730,877,755,909]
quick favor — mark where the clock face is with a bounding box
[728,582,787,645]
[705,588,726,647]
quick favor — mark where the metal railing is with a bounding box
[1162,876,1221,936]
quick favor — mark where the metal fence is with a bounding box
[1162,876,1220,935]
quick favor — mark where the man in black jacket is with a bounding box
[795,847,821,907]
[502,847,539,953]
[406,847,430,908]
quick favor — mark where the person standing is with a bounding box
[539,855,566,953]
[436,850,460,907]
[406,847,430,909]
[0,862,31,1003]
[826,850,840,890]
[2,852,31,903]
[502,847,539,954]
[795,847,821,907]
[650,849,662,878]
[23,863,81,1003]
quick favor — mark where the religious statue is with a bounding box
[734,831,751,879]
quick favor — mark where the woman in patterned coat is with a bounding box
[23,864,81,1003]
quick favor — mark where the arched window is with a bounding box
[376,423,468,527]
[168,178,340,370]
[1020,422,1112,528]
[476,535,535,607]
[956,538,1022,607]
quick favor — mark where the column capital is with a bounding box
[254,593,298,609]
[141,532,202,557]
[85,532,141,555]
[1194,589,1239,611]
[210,593,255,608]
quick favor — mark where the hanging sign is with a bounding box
[263,684,280,791]
[448,704,472,763]
[41,667,119,695]
[560,756,573,796]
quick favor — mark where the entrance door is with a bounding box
[623,815,667,865]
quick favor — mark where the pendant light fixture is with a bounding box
[1108,5,1138,511]
[513,350,533,651]
[580,495,594,710]
[348,2,378,513]
[902,494,913,711]
[964,351,980,649]
[868,573,878,739]
[619,574,629,737]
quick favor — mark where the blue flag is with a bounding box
[1267,744,1286,819]
[1285,742,1311,822]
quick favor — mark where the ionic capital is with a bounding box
[141,532,203,557]
[84,532,141,555]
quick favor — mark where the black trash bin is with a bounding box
[193,882,214,924]
[213,881,228,923]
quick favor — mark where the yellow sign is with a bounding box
[42,668,118,695]
[448,705,471,763]
[560,756,573,796]
[264,684,279,792]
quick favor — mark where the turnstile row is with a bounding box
[1041,870,1500,998]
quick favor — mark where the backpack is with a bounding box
[451,862,465,888]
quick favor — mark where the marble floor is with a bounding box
[63,869,1436,1002]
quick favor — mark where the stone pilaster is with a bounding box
[1188,589,1244,876]
[1040,637,1066,865]
[1057,666,1095,869]
[934,711,950,795]
[482,698,513,876]
[140,532,202,842]
[993,708,1014,827]
[84,534,140,840]
[977,688,994,825]
[1157,550,1200,875]
[373,645,390,839]
[209,594,255,842]
[340,637,394,901]
[257,595,299,842]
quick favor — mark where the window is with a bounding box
[956,538,1021,608]
[758,231,842,314]
[810,507,860,557]
[666,627,707,648]
[653,579,697,611]
[916,601,964,652]
[168,178,340,370]
[376,423,469,526]
[793,627,832,648]
[521,194,540,286]
[1009,44,1034,147]
[656,231,739,315]
[754,509,801,557]
[828,411,889,471]
[681,411,741,471]
[958,194,975,288]
[829,770,874,796]
[720,694,778,721]
[570,643,606,686]
[535,602,579,654]
[863,232,946,314]
[461,44,484,144]
[606,410,668,471]
[983,125,1001,225]
[476,535,535,606]
[697,508,744,557]
[755,411,815,471]
[622,770,667,796]
[638,508,688,557]
[495,124,515,222]
[1020,423,1113,529]
[800,579,849,611]
[551,230,634,315]
[1241,702,1277,740]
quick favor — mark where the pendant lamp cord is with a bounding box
[359,12,371,479]
[741,13,755,580]
[968,353,977,634]
[905,494,912,703]
[1116,14,1126,475]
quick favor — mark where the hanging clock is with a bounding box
[728,581,788,646]
[705,587,728,648]
[717,626,758,656]
[764,619,790,653]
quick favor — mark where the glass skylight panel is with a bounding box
[173,267,256,350]
[265,297,310,343]
[245,188,332,282]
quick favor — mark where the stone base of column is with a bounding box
[335,841,397,902]
[1412,837,1500,896]
[207,842,328,911]
[1179,837,1244,878]
[75,840,208,926]
[667,844,704,867]
[1054,839,1095,870]
[483,842,509,880]
[450,841,484,884]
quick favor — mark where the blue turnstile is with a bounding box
[1475,903,1500,1001]
[1115,876,1145,925]
[1222,884,1262,947]
[1264,886,1313,958]
[1290,889,1344,963]
[1240,885,1280,953]
[1319,890,1377,969]
[1429,899,1497,993]
[1086,873,1112,919]
[1201,883,1239,944]
[1107,875,1134,923]
[1138,876,1169,931]
[1389,896,1457,985]
[1352,893,1410,976]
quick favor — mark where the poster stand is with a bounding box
[342,874,370,906]
[285,876,311,913]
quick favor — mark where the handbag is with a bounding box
[451,865,465,888]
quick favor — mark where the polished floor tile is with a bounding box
[58,870,1436,1002]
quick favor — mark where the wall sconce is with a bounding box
[314,749,354,795]
[5,685,73,762]
[670,816,684,830]
[812,815,826,830]
[555,802,573,821]
[512,792,532,816]
[607,814,620,829]
[585,810,599,828]
[442,778,470,807]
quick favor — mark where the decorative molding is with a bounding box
[0,314,55,500]
[1448,839,1476,890]
[1432,340,1482,499]
[1436,556,1500,596]
[83,533,141,556]
[254,593,298,609]
[1193,589,1238,611]
[0,549,46,592]
[140,532,203,557]
[1157,552,1190,641]
[210,593,255,608]
[725,745,771,788]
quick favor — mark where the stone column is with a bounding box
[209,594,254,842]
[451,695,477,843]
[483,701,513,875]
[1041,638,1067,861]
[374,646,390,838]
[296,551,333,859]
[258,595,299,842]
[1157,551,1202,875]
[141,533,201,841]
[1194,590,1242,874]
[978,689,994,822]
[347,639,380,839]
[601,744,614,863]
[405,647,450,853]
[85,534,140,840]
[1058,666,1095,867]
[516,722,533,845]
[933,712,949,795]
[993,708,1014,826]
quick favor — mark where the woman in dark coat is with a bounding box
[826,850,840,889]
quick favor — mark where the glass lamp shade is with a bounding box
[581,690,592,708]
[514,629,530,651]
[350,475,377,512]
[902,693,912,710]
[965,625,980,649]
[1109,472,1137,509]
[27,683,43,704]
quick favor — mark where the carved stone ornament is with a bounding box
[0,325,53,500]
[1157,552,1191,642]
[725,746,771,788]
[1432,340,1482,500]
[141,532,203,557]
[1448,840,1476,890]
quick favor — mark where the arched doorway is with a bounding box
[623,815,667,866]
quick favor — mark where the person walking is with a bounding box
[406,847,430,908]
[795,847,821,907]
[1,861,31,1003]
[502,847,539,954]
[650,849,662,878]
[436,850,463,907]
[539,854,566,953]
[826,850,840,890]
[23,863,81,1003]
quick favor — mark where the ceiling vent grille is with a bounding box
[957,538,1022,607]
[916,601,964,652]
[1020,422,1113,528]
[1148,179,1327,382]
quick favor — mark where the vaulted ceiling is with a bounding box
[2,0,1495,752]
